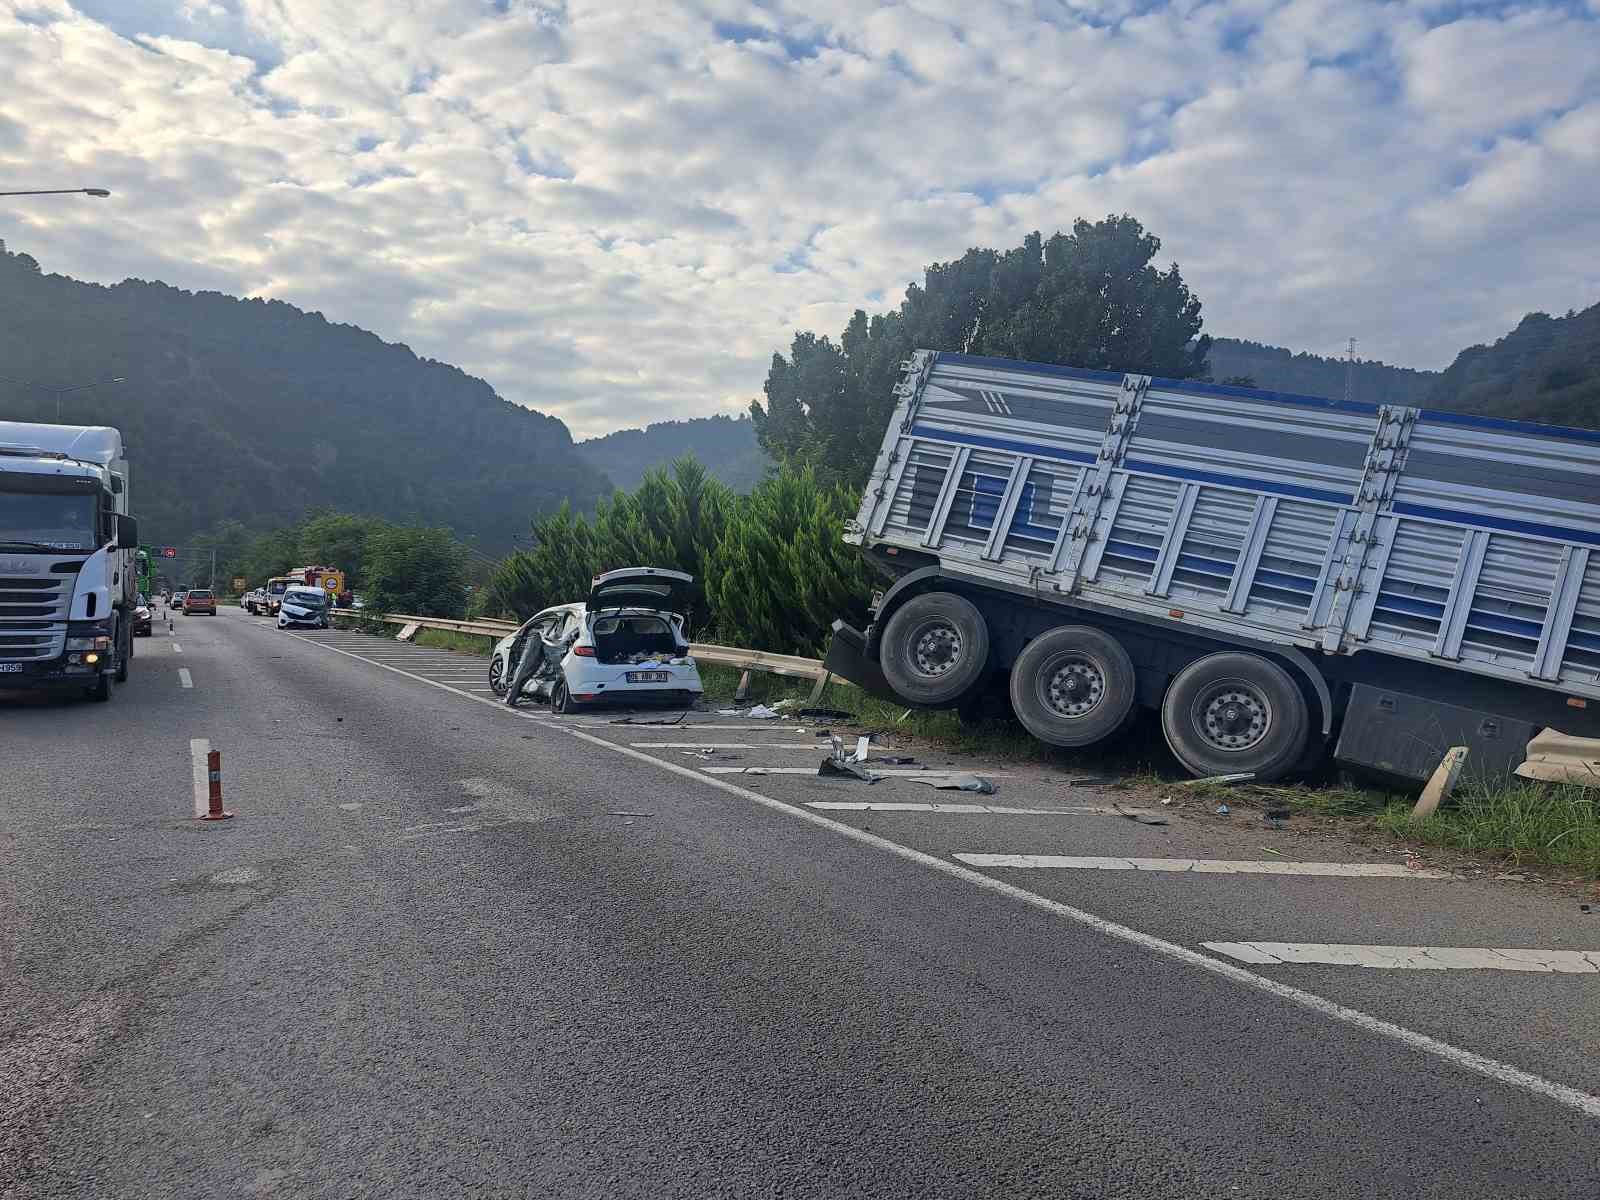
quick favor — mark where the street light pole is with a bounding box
[0,188,111,198]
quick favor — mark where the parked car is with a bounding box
[132,597,153,637]
[488,568,703,712]
[242,587,264,615]
[182,589,217,615]
[277,585,331,630]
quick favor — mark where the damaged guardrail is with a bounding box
[332,609,830,691]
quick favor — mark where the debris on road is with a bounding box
[819,757,879,783]
[1265,806,1291,828]
[1215,803,1231,815]
[1062,775,1112,786]
[907,774,997,795]
[746,705,783,720]
[1179,772,1256,787]
[1113,803,1169,826]
[1413,746,1469,818]
[611,714,685,726]
[795,707,853,721]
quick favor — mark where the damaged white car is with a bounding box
[487,568,703,712]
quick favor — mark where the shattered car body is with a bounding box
[487,569,703,711]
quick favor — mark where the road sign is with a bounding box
[161,547,177,558]
[232,577,247,590]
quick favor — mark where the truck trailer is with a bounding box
[825,351,1600,782]
[0,420,140,701]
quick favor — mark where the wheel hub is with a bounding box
[1199,686,1270,751]
[912,623,962,677]
[1044,656,1104,718]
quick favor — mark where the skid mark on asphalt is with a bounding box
[1205,943,1600,972]
[955,854,1454,878]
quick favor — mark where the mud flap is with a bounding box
[823,621,898,703]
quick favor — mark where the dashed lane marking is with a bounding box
[954,854,1453,878]
[1204,943,1600,972]
[559,724,1600,1121]
[189,738,209,818]
[177,669,193,689]
[171,643,182,653]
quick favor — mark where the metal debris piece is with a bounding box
[1113,803,1169,826]
[1180,773,1256,787]
[818,757,879,783]
[1215,803,1231,815]
[907,774,997,795]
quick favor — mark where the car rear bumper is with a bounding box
[569,687,702,707]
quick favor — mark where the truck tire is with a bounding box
[1009,626,1136,748]
[115,621,130,683]
[1161,652,1308,781]
[87,672,112,702]
[878,592,990,706]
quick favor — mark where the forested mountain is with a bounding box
[1206,337,1437,405]
[1424,304,1600,429]
[577,414,770,492]
[0,244,609,550]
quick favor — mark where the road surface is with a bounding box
[3,607,1597,1198]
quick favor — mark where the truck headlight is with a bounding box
[66,636,112,651]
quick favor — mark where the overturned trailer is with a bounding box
[826,351,1600,782]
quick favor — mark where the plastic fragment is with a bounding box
[907,774,997,795]
[1215,803,1230,815]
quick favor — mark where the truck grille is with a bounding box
[0,572,72,661]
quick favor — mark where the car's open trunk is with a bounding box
[591,613,681,664]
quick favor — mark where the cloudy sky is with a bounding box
[2,0,1598,437]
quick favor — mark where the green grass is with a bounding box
[1376,777,1600,872]
[412,628,495,656]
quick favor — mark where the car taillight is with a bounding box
[571,645,595,657]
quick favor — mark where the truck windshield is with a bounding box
[0,489,99,551]
[268,582,288,595]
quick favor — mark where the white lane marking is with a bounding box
[703,766,1013,778]
[658,724,811,731]
[954,854,1453,878]
[189,738,209,818]
[1204,943,1600,972]
[171,643,182,653]
[559,725,1600,1122]
[277,627,1600,1119]
[633,741,844,749]
[338,802,362,812]
[397,825,482,841]
[809,802,1145,816]
[177,668,193,689]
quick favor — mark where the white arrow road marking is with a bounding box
[1204,943,1600,972]
[955,854,1453,878]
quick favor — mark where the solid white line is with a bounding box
[559,724,1600,1121]
[1204,943,1600,972]
[177,668,193,689]
[189,738,209,818]
[954,854,1453,878]
[633,741,844,749]
[702,766,1013,777]
[808,802,1144,816]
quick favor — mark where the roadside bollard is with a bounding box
[199,749,234,821]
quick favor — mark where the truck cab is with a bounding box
[0,421,139,701]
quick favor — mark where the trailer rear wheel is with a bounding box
[1161,652,1307,781]
[1009,626,1136,748]
[878,592,990,706]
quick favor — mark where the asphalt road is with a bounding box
[3,606,1598,1198]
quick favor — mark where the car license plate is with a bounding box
[626,671,670,683]
[0,663,22,673]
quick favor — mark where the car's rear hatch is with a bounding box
[586,568,693,616]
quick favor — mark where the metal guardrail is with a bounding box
[333,610,829,685]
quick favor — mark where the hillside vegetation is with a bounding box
[0,244,609,551]
[1425,304,1600,429]
[1206,337,1437,405]
[578,414,769,492]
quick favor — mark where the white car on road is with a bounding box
[277,585,332,630]
[488,568,703,712]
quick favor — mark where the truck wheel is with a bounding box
[86,673,112,702]
[878,592,990,706]
[115,622,130,683]
[1009,626,1136,748]
[1161,652,1308,781]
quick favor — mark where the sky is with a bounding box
[1,0,1597,439]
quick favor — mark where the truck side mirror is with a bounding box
[116,514,139,549]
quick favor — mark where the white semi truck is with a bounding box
[0,420,140,701]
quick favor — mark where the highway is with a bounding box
[4,606,1598,1198]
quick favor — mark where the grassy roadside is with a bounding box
[412,628,495,656]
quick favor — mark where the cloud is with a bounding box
[1,0,1597,438]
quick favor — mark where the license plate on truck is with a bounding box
[0,663,21,672]
[626,671,670,683]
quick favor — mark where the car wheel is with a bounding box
[877,591,990,706]
[488,655,507,697]
[1009,626,1136,749]
[551,678,577,714]
[1161,651,1309,782]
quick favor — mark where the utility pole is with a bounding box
[1343,337,1357,404]
[210,549,217,591]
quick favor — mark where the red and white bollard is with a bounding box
[198,749,234,821]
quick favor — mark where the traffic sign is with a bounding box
[161,547,177,558]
